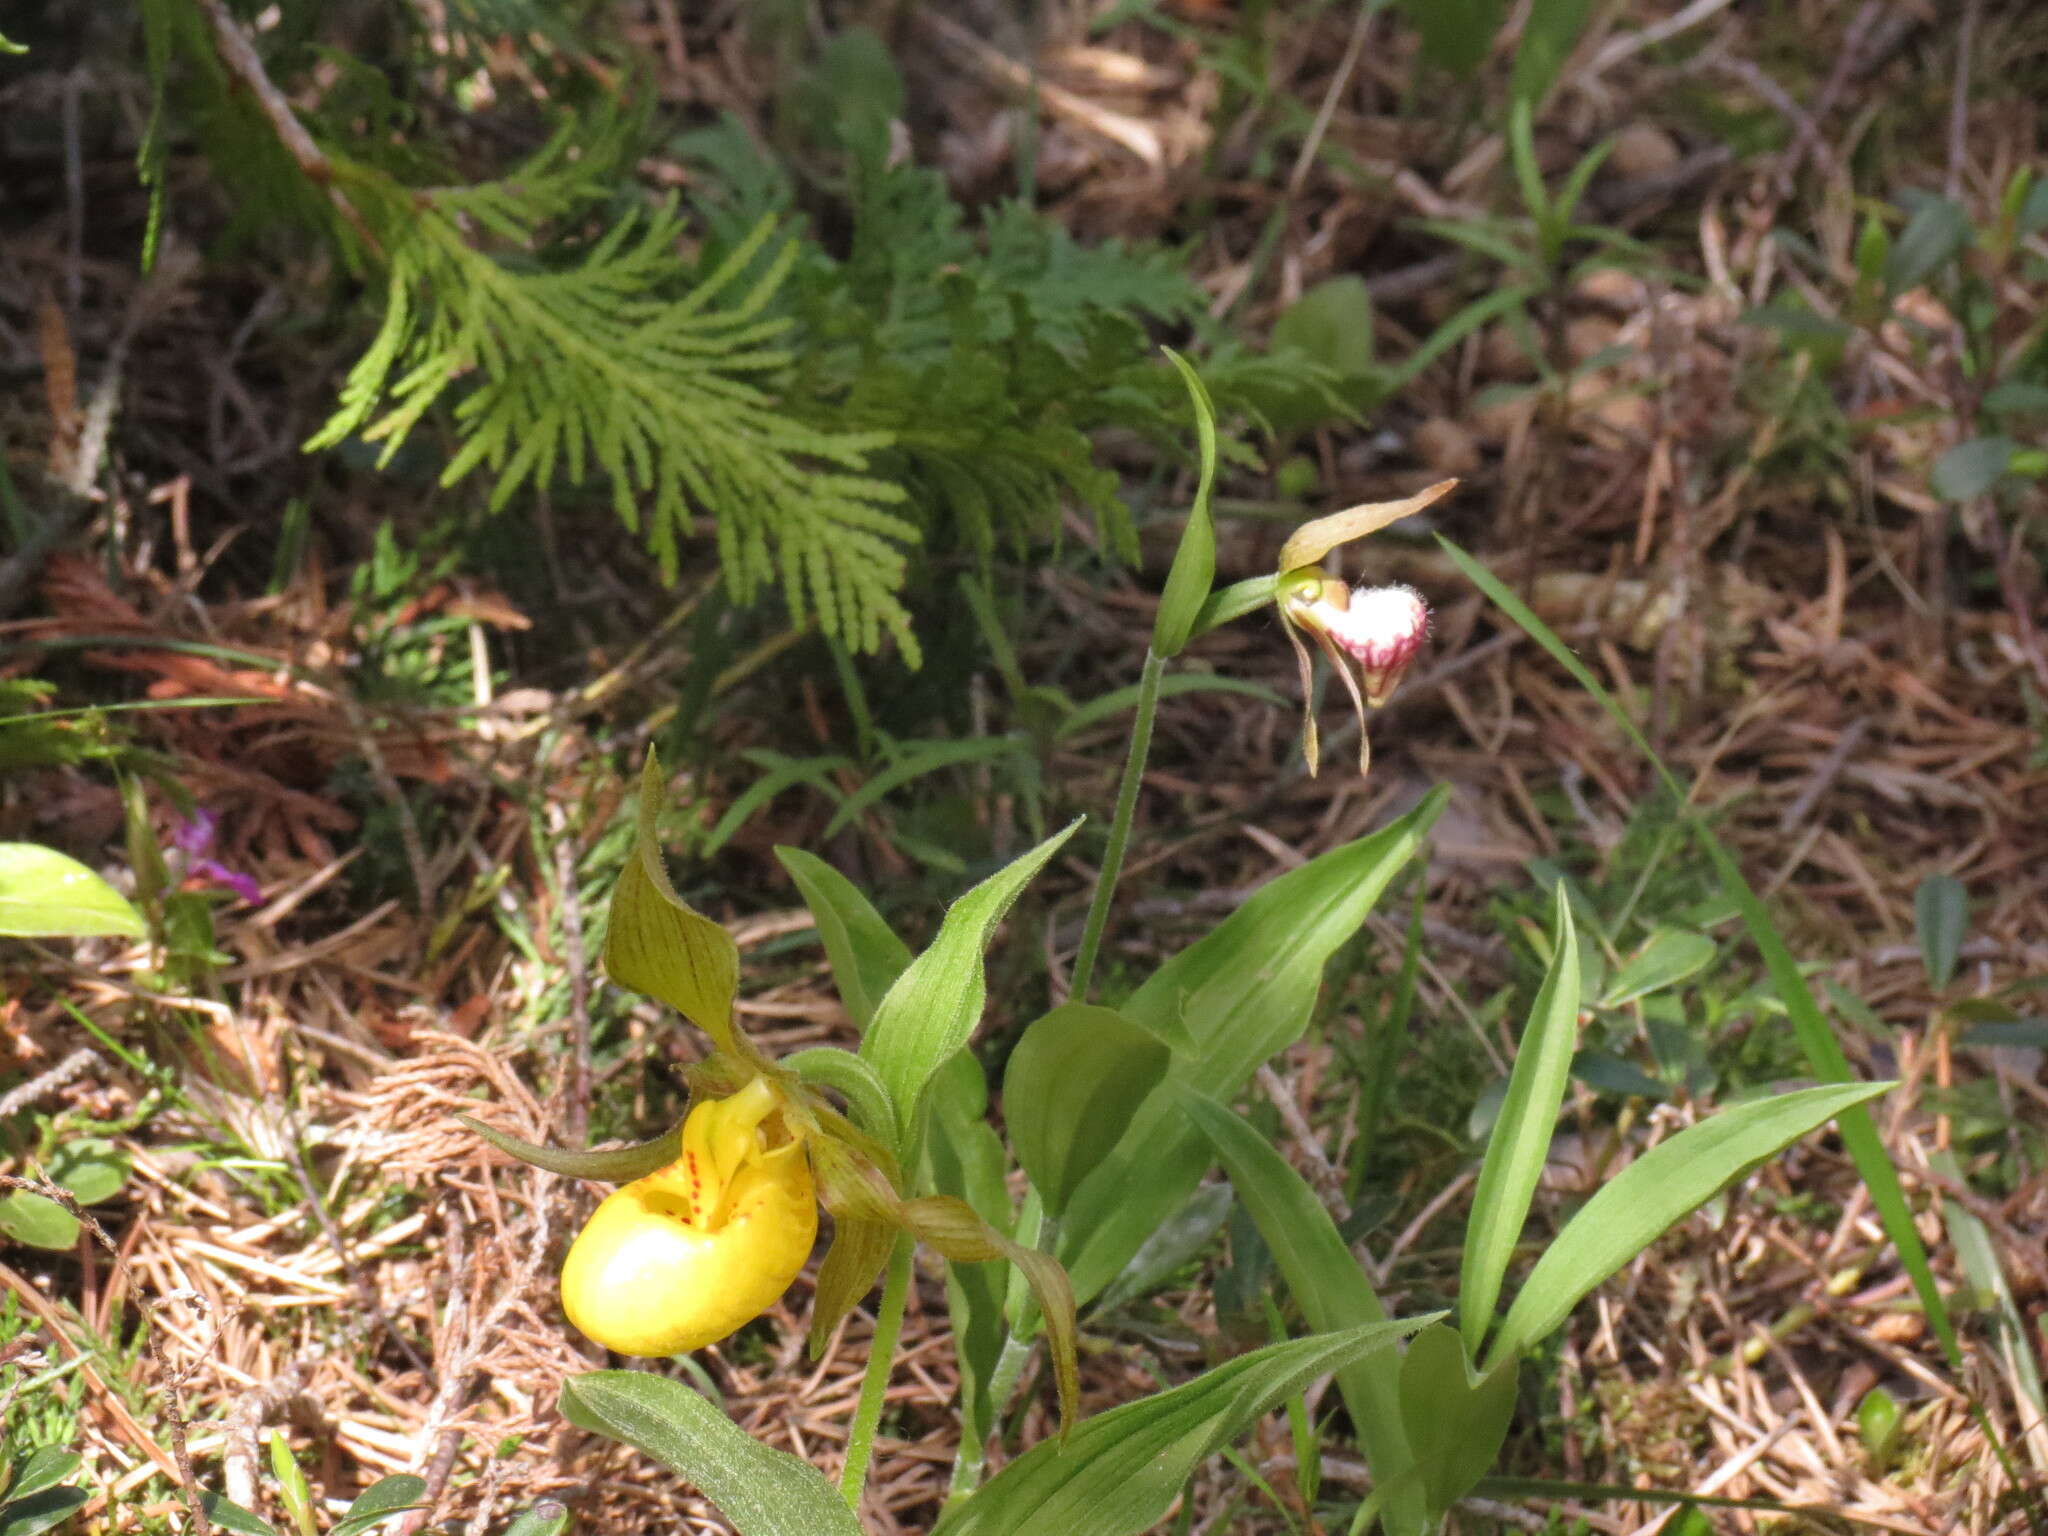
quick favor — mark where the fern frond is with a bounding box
[312,149,920,661]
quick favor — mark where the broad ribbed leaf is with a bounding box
[1006,1005,1170,1217]
[776,847,911,1033]
[604,752,743,1056]
[0,843,146,939]
[861,822,1080,1142]
[560,1372,863,1536]
[1487,1081,1893,1366]
[1183,1091,1429,1536]
[1460,884,1580,1347]
[930,1319,1432,1536]
[1398,1323,1517,1517]
[1060,791,1445,1305]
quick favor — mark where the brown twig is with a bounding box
[190,0,378,253]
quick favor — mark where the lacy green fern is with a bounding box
[309,125,922,660]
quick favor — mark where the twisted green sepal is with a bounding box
[458,1115,683,1183]
[604,750,753,1063]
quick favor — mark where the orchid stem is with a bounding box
[841,1233,914,1509]
[1070,648,1165,1002]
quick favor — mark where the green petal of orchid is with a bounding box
[603,750,751,1062]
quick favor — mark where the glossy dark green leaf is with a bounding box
[0,1487,88,1536]
[2,1453,77,1504]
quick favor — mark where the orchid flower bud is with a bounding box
[559,1076,817,1356]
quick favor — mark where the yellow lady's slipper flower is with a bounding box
[1276,479,1456,777]
[559,1077,817,1356]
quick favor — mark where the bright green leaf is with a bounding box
[1461,884,1579,1348]
[496,1504,570,1536]
[0,843,147,940]
[930,1319,1433,1536]
[1151,349,1218,660]
[46,1141,129,1207]
[331,1476,428,1536]
[1182,1092,1429,1536]
[2,1453,77,1504]
[861,822,1080,1142]
[1059,791,1445,1305]
[560,1372,863,1536]
[1006,1005,1171,1217]
[0,1194,79,1251]
[1488,1081,1892,1366]
[1599,929,1716,1009]
[1399,1323,1518,1516]
[775,847,911,1033]
[197,1495,276,1536]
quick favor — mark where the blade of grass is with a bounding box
[1434,532,1962,1372]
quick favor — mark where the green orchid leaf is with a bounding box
[775,847,911,1033]
[0,843,147,939]
[561,1372,863,1536]
[930,1319,1433,1536]
[1151,349,1218,660]
[603,751,744,1057]
[1005,1004,1171,1217]
[1461,883,1580,1348]
[1059,790,1445,1305]
[1182,1090,1428,1536]
[860,821,1080,1142]
[1487,1081,1893,1366]
[1399,1323,1518,1517]
[458,1116,682,1183]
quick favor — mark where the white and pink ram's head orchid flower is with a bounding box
[1275,479,1456,778]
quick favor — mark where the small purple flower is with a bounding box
[171,810,263,905]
